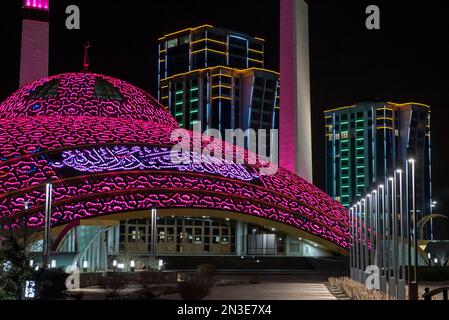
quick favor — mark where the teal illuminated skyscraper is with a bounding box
[324,101,433,237]
[157,25,280,135]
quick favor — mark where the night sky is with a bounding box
[1,0,448,238]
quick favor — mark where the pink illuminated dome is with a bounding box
[0,72,178,126]
[0,72,350,254]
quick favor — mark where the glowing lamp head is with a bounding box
[24,0,49,10]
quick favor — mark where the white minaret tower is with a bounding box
[19,0,50,87]
[280,0,313,182]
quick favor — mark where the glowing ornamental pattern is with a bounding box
[24,0,49,10]
[0,73,350,250]
[53,145,258,182]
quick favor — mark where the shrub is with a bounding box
[177,276,210,300]
[99,275,126,300]
[328,277,390,300]
[35,268,69,300]
[197,264,217,280]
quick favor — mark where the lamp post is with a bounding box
[357,201,363,282]
[429,201,437,241]
[43,182,52,268]
[397,169,406,299]
[393,173,398,282]
[373,190,379,267]
[369,193,375,267]
[378,184,387,293]
[362,198,368,281]
[385,177,391,287]
[353,205,358,281]
[151,206,157,261]
[409,159,418,300]
[388,176,396,298]
[354,204,360,282]
[349,207,354,280]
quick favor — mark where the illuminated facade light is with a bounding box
[23,0,49,11]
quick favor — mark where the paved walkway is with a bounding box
[163,275,337,300]
[70,274,338,300]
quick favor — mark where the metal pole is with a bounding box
[385,178,390,284]
[363,198,369,275]
[353,205,358,279]
[43,182,52,268]
[411,160,418,283]
[151,207,157,260]
[373,189,380,267]
[369,193,374,267]
[397,169,406,299]
[349,207,353,279]
[358,201,363,282]
[388,177,396,297]
[380,185,385,276]
[389,177,395,279]
[354,205,360,281]
[393,173,398,282]
[397,170,404,279]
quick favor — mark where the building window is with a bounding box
[167,38,178,49]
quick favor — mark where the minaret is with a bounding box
[280,0,313,182]
[19,0,50,87]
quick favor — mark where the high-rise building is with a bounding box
[324,102,433,236]
[20,0,49,87]
[157,25,280,135]
[280,0,313,182]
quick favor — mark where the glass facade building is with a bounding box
[324,102,433,237]
[157,25,280,134]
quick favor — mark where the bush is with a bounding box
[328,277,389,300]
[177,276,210,300]
[99,275,126,300]
[197,264,217,280]
[35,268,68,300]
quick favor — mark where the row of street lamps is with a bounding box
[349,159,423,300]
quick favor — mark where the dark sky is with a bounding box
[1,0,448,238]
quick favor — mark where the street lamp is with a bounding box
[397,169,406,300]
[43,182,52,268]
[378,184,386,279]
[353,204,359,282]
[361,198,367,279]
[372,190,379,267]
[151,206,157,260]
[408,158,418,300]
[388,176,397,298]
[357,201,363,282]
[349,207,354,280]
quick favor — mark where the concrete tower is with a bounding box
[19,0,50,87]
[280,0,313,182]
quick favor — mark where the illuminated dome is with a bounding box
[0,72,178,126]
[0,73,350,254]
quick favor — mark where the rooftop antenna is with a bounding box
[82,41,91,72]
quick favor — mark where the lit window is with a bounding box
[179,35,190,45]
[167,38,178,49]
